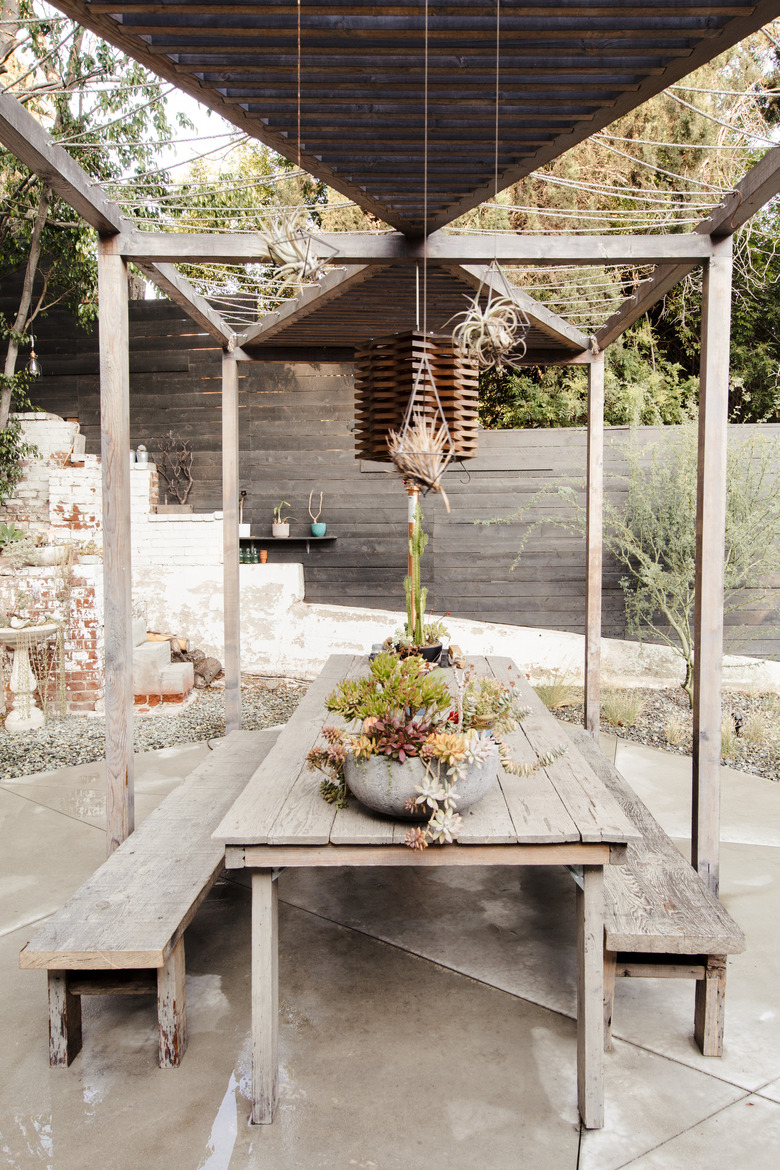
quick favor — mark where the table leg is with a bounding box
[577,865,605,1129]
[251,869,279,1124]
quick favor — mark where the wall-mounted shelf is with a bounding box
[240,536,337,557]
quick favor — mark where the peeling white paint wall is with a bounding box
[131,562,780,693]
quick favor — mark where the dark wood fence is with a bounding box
[8,289,780,658]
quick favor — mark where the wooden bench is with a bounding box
[19,727,280,1068]
[563,725,746,1056]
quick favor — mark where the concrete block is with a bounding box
[159,661,194,695]
[132,618,147,648]
[132,640,171,691]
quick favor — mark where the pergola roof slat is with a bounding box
[47,0,780,236]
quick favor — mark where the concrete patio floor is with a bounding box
[1,732,778,1170]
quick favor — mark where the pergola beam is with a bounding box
[0,91,124,234]
[116,229,717,267]
[237,264,376,349]
[134,262,236,347]
[0,93,236,346]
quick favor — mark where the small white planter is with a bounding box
[272,522,290,538]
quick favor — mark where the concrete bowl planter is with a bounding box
[272,522,290,538]
[343,750,499,821]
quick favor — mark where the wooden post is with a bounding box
[222,350,241,733]
[157,935,187,1067]
[576,865,605,1128]
[47,971,82,1067]
[251,869,279,1124]
[97,236,133,854]
[585,353,604,738]
[692,239,733,897]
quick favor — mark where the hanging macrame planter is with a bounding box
[450,261,530,370]
[355,327,481,477]
[387,353,454,510]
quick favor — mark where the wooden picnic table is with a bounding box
[213,653,639,1129]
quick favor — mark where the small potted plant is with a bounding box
[308,489,326,537]
[306,653,565,850]
[272,501,293,538]
[77,540,102,565]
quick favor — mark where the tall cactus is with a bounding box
[405,504,429,645]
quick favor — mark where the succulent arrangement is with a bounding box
[306,652,565,849]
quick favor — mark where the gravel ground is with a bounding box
[546,685,780,783]
[3,672,778,785]
[0,675,310,780]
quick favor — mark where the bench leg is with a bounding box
[603,947,617,1052]
[577,866,605,1129]
[158,936,187,1067]
[251,869,279,1124]
[694,954,727,1056]
[48,971,82,1067]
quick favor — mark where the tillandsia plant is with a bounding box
[306,653,566,850]
[450,290,528,370]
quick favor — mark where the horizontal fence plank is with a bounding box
[18,293,780,657]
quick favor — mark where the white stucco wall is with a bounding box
[130,561,780,693]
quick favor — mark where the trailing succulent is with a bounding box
[306,653,566,849]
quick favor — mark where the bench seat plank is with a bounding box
[21,727,282,1068]
[20,728,281,972]
[562,725,744,1057]
[564,727,745,957]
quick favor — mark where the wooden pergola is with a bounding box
[4,2,780,898]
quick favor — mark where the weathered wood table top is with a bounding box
[213,653,639,1131]
[215,653,638,861]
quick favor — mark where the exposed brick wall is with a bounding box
[3,413,84,528]
[49,457,102,533]
[2,419,227,716]
[0,564,104,717]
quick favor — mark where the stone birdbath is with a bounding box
[0,623,60,732]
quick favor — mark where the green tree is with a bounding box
[470,29,780,428]
[479,326,698,429]
[0,0,181,490]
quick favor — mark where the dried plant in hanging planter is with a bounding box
[387,413,452,512]
[451,290,528,369]
[259,209,329,286]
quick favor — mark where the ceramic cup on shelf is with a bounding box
[311,522,326,537]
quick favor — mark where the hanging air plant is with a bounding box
[259,209,326,286]
[451,289,528,369]
[387,412,452,513]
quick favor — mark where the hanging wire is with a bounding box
[666,90,780,147]
[423,0,429,337]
